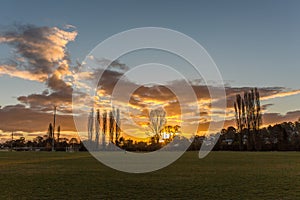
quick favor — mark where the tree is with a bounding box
[115,108,121,146]
[34,136,43,147]
[226,126,236,140]
[57,125,61,143]
[109,110,115,143]
[244,88,262,150]
[102,110,107,149]
[88,108,94,143]
[47,123,53,139]
[160,125,180,143]
[234,88,262,151]
[148,108,167,143]
[234,94,246,150]
[95,109,100,150]
[52,106,57,151]
[69,138,79,150]
[15,137,26,147]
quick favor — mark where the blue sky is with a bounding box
[0,0,300,117]
[1,0,300,83]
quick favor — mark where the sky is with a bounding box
[0,0,300,141]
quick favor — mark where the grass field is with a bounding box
[0,151,300,199]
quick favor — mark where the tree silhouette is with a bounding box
[3,118,300,152]
[88,108,94,143]
[115,108,121,146]
[109,110,115,143]
[57,125,60,143]
[244,88,262,150]
[234,88,262,150]
[234,94,246,150]
[52,106,56,151]
[102,110,107,149]
[148,108,167,143]
[95,109,100,150]
[69,138,78,150]
[48,123,53,139]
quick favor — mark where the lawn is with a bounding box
[0,151,300,199]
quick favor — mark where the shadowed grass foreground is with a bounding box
[0,151,300,199]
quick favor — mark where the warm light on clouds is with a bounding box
[0,64,48,81]
[0,24,300,142]
[260,89,300,101]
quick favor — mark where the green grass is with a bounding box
[0,151,300,199]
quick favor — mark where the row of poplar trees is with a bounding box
[234,88,262,150]
[88,108,121,150]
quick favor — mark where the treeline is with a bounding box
[1,120,300,151]
[0,135,86,151]
[212,121,300,151]
[210,88,300,151]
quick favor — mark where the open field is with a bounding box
[0,151,300,199]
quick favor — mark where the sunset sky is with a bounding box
[0,0,300,142]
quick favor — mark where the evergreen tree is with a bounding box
[115,108,121,146]
[88,108,94,143]
[102,110,107,149]
[109,110,115,143]
[95,109,100,150]
[234,88,262,150]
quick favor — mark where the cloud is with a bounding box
[1,24,300,139]
[17,91,73,113]
[0,24,78,113]
[260,89,300,100]
[0,24,79,140]
[0,24,77,77]
[0,64,47,81]
[222,86,300,110]
[78,61,300,135]
[12,132,24,137]
[0,104,77,133]
[262,110,300,126]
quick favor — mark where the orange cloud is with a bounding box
[260,89,300,101]
[0,64,47,81]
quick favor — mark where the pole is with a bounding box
[11,131,13,151]
[52,106,56,151]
